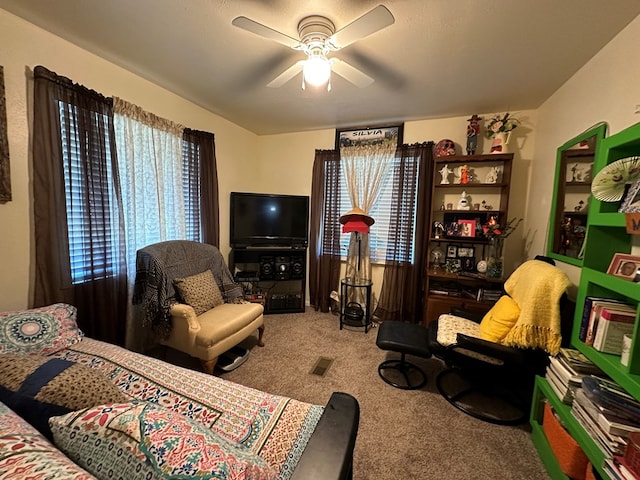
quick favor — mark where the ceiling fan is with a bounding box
[232,4,394,91]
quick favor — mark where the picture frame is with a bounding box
[0,66,10,203]
[446,245,458,258]
[606,253,640,281]
[335,123,404,150]
[457,246,475,258]
[458,219,476,237]
[461,256,476,272]
[619,179,640,213]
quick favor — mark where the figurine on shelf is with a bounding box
[466,114,482,155]
[458,164,473,184]
[575,200,585,212]
[457,191,471,210]
[439,164,453,184]
[431,246,444,272]
[485,166,502,184]
[433,221,444,239]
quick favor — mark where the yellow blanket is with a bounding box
[502,260,572,355]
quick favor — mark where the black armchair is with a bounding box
[426,258,574,425]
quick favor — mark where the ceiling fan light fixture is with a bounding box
[302,55,331,88]
[233,5,395,90]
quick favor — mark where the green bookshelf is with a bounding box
[531,121,640,479]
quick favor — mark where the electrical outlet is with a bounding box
[635,104,640,114]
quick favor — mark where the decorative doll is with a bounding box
[466,114,482,155]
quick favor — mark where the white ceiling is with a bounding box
[2,0,639,135]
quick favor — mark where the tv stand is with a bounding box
[229,247,306,315]
[243,245,307,250]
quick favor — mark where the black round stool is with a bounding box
[376,321,431,390]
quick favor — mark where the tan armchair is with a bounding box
[167,302,264,374]
[133,240,264,374]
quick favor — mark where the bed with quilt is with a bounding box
[0,304,359,480]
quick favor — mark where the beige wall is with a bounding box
[2,7,640,311]
[0,10,257,310]
[528,14,640,292]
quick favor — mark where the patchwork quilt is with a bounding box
[49,338,323,479]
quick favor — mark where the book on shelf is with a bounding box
[582,376,640,423]
[558,347,606,376]
[460,287,478,299]
[593,307,636,354]
[604,457,640,480]
[579,297,622,341]
[572,389,627,459]
[548,355,582,386]
[612,456,640,480]
[574,388,640,438]
[545,365,575,404]
[582,299,635,346]
[572,396,625,459]
[429,281,462,296]
[477,288,502,302]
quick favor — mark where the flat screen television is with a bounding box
[230,192,309,248]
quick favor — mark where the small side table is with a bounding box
[339,277,373,333]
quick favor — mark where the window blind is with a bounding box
[60,102,118,284]
[327,155,419,263]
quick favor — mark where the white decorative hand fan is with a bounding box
[591,156,640,202]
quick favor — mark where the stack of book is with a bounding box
[546,348,605,404]
[604,457,640,480]
[571,376,640,479]
[579,297,637,355]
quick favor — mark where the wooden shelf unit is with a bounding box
[423,153,513,325]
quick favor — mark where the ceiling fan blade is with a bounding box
[330,59,374,88]
[232,16,301,49]
[329,5,394,49]
[267,61,305,88]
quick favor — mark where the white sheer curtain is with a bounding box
[340,142,396,282]
[113,97,186,349]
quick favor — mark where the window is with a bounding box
[60,104,205,284]
[60,102,120,284]
[333,155,420,263]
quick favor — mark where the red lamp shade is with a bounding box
[342,219,371,234]
[339,207,375,234]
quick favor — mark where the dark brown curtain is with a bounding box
[32,65,128,345]
[375,142,434,323]
[309,149,342,312]
[183,129,219,246]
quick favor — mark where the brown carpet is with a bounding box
[168,310,551,480]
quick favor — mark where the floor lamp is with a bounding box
[339,207,375,277]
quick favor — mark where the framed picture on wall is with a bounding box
[0,66,10,203]
[335,123,404,150]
